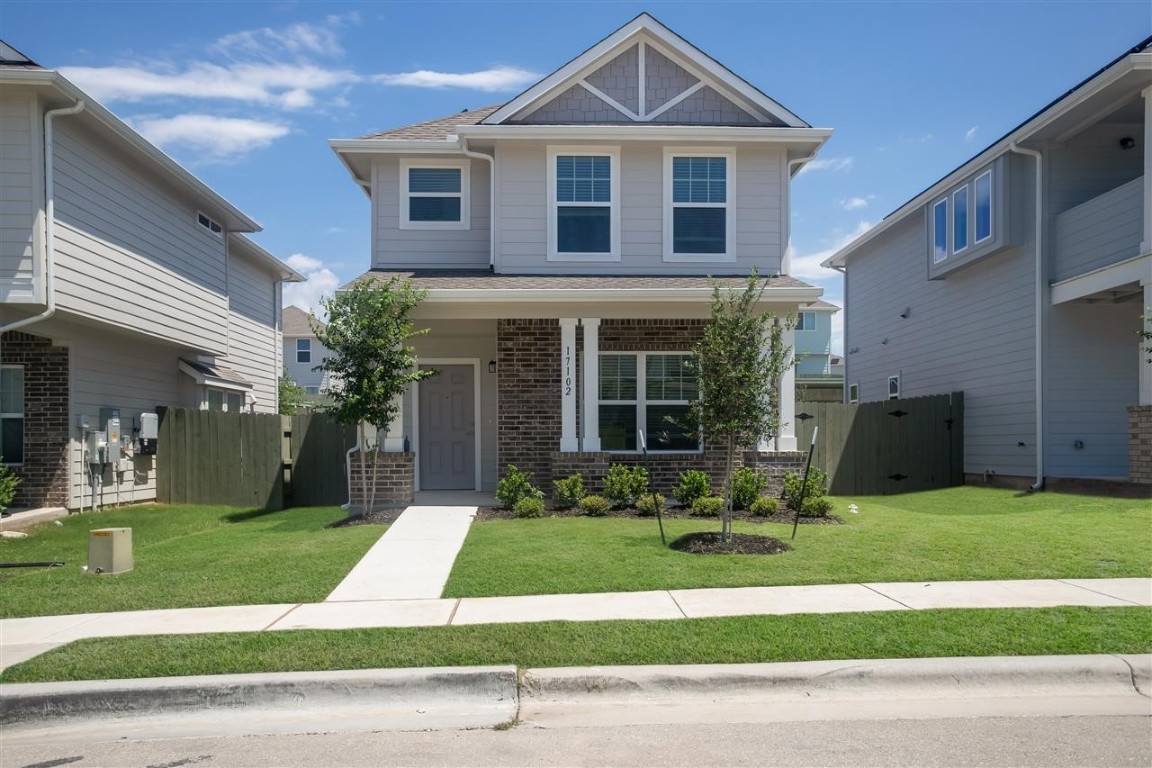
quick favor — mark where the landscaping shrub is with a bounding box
[799,496,834,518]
[513,497,546,519]
[0,460,20,513]
[672,470,711,508]
[603,464,649,509]
[635,493,666,518]
[496,465,543,510]
[750,496,779,517]
[782,467,830,509]
[691,496,725,517]
[579,494,612,517]
[552,473,585,510]
[730,467,765,510]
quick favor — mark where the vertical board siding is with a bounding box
[0,94,39,302]
[226,250,280,413]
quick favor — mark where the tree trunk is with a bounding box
[723,433,736,543]
[357,422,368,515]
[367,426,381,514]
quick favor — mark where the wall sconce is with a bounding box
[899,307,911,319]
[488,360,497,374]
[849,346,860,354]
[1119,136,1135,150]
[881,338,889,345]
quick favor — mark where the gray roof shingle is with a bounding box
[359,105,504,141]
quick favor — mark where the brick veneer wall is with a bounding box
[1,331,69,508]
[348,450,414,511]
[1129,405,1152,485]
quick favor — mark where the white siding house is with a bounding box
[0,42,302,510]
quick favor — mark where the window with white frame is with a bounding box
[599,352,698,452]
[548,148,619,260]
[1,366,23,464]
[931,165,996,265]
[400,160,470,230]
[848,382,859,404]
[932,199,948,264]
[952,185,968,253]
[974,170,993,243]
[207,388,246,413]
[888,375,900,400]
[197,212,223,237]
[665,151,732,260]
[296,338,311,364]
[796,311,816,331]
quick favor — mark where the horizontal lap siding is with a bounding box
[844,215,1037,477]
[51,122,228,352]
[0,94,38,302]
[226,252,280,413]
[1052,177,1142,281]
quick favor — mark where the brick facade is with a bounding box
[348,450,414,511]
[1129,405,1152,485]
[1,331,70,508]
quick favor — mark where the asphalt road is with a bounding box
[5,715,1151,768]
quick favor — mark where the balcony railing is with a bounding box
[1052,176,1144,283]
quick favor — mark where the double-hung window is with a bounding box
[296,338,311,364]
[796,311,816,331]
[548,147,619,261]
[665,150,733,261]
[599,353,699,452]
[400,159,470,230]
[1,366,23,464]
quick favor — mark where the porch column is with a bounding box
[775,320,798,451]
[581,318,601,451]
[1141,278,1152,406]
[382,391,405,451]
[1142,86,1152,255]
[559,318,579,451]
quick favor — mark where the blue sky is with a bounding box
[3,1,1149,352]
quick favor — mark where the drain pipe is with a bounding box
[0,99,86,335]
[459,137,495,268]
[1009,142,1045,491]
[783,151,820,276]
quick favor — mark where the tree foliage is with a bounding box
[277,371,308,415]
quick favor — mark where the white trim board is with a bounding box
[412,358,483,493]
[1049,253,1151,304]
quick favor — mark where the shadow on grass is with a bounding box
[222,507,279,524]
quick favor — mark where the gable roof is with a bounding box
[824,34,1152,269]
[359,104,504,141]
[283,305,323,336]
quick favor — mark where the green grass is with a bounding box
[2,606,1147,683]
[445,487,1152,597]
[0,505,384,618]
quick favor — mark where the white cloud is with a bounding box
[282,253,340,316]
[212,22,345,59]
[797,156,854,176]
[839,195,873,211]
[788,221,874,280]
[131,114,289,160]
[373,66,540,92]
[965,126,979,142]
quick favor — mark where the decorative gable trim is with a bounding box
[484,13,808,128]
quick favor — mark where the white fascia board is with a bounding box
[1,69,261,233]
[456,124,831,145]
[1050,253,1151,304]
[419,286,823,303]
[228,234,306,283]
[823,54,1145,269]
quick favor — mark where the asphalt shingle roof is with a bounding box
[283,305,323,336]
[358,105,504,141]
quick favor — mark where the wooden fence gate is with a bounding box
[794,392,964,495]
[285,413,356,507]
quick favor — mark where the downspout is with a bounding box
[459,137,496,269]
[1008,142,1045,491]
[0,99,86,335]
[783,152,820,276]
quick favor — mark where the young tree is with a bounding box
[277,371,308,415]
[314,277,434,514]
[688,271,793,542]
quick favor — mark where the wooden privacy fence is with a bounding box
[156,408,355,509]
[794,392,964,496]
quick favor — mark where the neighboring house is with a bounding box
[794,300,843,402]
[331,14,831,493]
[282,305,334,397]
[0,42,303,510]
[825,36,1151,488]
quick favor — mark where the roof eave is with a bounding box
[228,234,306,283]
[455,124,832,145]
[328,138,464,154]
[418,286,824,303]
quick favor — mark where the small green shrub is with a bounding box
[730,467,765,510]
[750,496,779,517]
[513,497,546,519]
[496,465,543,510]
[691,496,725,517]
[782,467,830,509]
[552,473,584,509]
[672,470,711,508]
[579,494,612,517]
[635,493,666,517]
[799,496,834,518]
[603,464,649,509]
[0,459,19,512]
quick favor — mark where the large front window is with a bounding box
[548,148,619,260]
[1,366,23,464]
[599,353,698,452]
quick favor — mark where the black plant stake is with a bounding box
[791,426,819,541]
[639,430,666,546]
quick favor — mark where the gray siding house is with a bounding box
[0,42,303,510]
[282,305,334,396]
[794,299,843,401]
[331,14,831,494]
[826,36,1151,488]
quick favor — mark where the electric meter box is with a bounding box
[86,430,107,464]
[138,412,159,455]
[88,527,133,575]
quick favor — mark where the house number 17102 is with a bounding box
[564,345,572,396]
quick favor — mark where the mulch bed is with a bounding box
[669,531,792,555]
[474,506,842,524]
[329,508,407,527]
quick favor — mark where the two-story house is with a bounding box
[825,36,1151,490]
[331,14,831,494]
[282,305,334,398]
[0,42,302,510]
[794,299,843,402]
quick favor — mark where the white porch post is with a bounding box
[1142,86,1152,255]
[581,318,601,451]
[382,391,406,451]
[775,320,798,451]
[559,318,579,451]
[1141,278,1152,406]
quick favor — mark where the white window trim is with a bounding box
[848,382,859,404]
[952,184,969,254]
[974,169,993,245]
[1,364,24,466]
[796,311,816,331]
[663,147,736,263]
[599,351,701,454]
[399,158,471,231]
[197,211,223,238]
[203,386,250,413]
[296,338,312,364]
[888,374,901,400]
[547,146,621,262]
[932,198,948,264]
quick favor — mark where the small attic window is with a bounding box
[197,212,223,236]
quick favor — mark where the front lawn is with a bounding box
[2,606,1146,683]
[444,487,1151,597]
[0,505,384,618]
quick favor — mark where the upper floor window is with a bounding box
[296,338,311,364]
[400,160,470,230]
[974,170,993,243]
[197,212,223,237]
[599,352,698,452]
[1,365,24,464]
[664,150,734,262]
[931,165,996,266]
[796,311,816,331]
[547,147,620,261]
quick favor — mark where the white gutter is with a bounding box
[0,98,86,335]
[782,150,820,275]
[417,286,823,303]
[329,139,465,154]
[459,137,496,268]
[456,124,832,144]
[1009,142,1045,492]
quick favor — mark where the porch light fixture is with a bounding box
[488,360,497,374]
